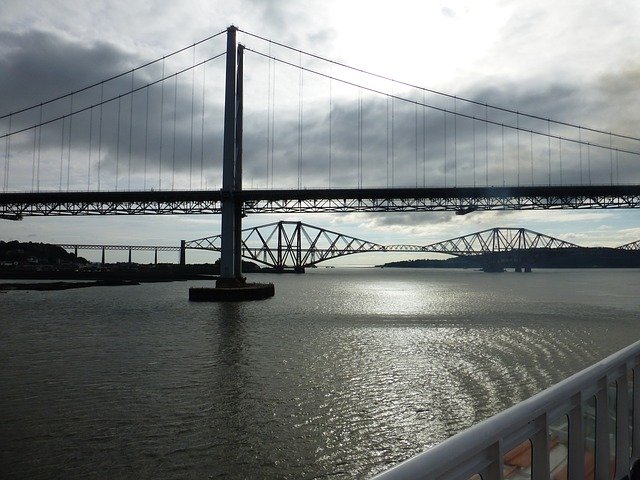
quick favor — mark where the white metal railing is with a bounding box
[372,339,640,480]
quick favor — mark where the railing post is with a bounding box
[531,413,550,480]
[595,377,610,480]
[616,367,630,477]
[633,364,640,461]
[480,441,503,480]
[568,392,585,480]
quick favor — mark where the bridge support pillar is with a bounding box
[101,247,105,265]
[180,240,186,266]
[191,29,273,301]
[128,248,132,264]
[154,248,158,265]
[217,26,243,287]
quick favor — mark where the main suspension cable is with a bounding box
[245,48,640,157]
[0,29,226,120]
[239,28,640,143]
[0,53,225,141]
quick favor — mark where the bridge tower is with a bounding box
[190,28,273,301]
[217,26,244,286]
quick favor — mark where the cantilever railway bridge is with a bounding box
[59,223,637,270]
[186,222,583,270]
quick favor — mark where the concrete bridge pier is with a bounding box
[179,240,186,266]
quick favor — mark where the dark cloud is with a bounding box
[595,65,640,135]
[0,30,133,111]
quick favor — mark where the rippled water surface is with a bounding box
[2,268,639,478]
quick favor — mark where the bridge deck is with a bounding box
[1,185,639,217]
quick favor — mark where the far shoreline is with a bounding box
[0,279,145,291]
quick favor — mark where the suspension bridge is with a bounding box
[3,26,640,283]
[59,222,637,271]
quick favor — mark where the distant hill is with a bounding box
[379,257,477,269]
[0,241,87,265]
[0,240,263,274]
[378,247,640,269]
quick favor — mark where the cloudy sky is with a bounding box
[1,0,640,265]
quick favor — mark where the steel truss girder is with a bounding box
[239,186,640,212]
[1,186,640,216]
[185,223,583,268]
[186,220,385,269]
[0,191,223,216]
[422,227,580,256]
[57,244,180,251]
[619,240,640,250]
[240,195,640,213]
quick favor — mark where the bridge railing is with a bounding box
[372,339,640,480]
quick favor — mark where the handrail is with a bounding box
[372,339,640,480]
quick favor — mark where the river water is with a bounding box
[2,268,639,479]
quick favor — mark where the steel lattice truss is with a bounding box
[184,223,582,268]
[186,221,385,269]
[0,191,222,218]
[2,185,640,218]
[618,240,640,250]
[57,244,180,252]
[420,227,580,256]
[241,185,640,213]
